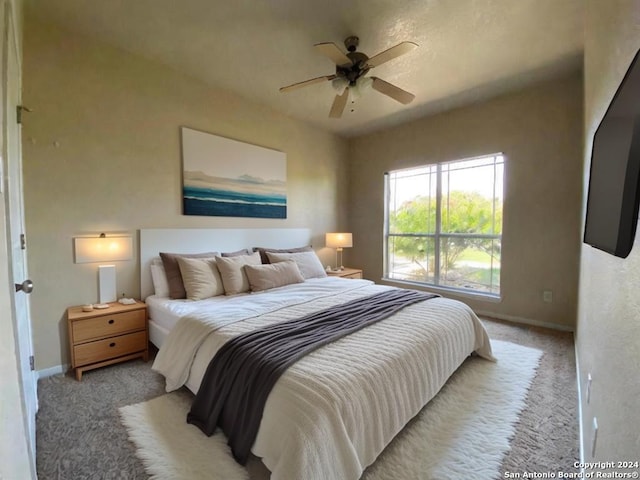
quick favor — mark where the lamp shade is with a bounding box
[350,76,373,100]
[331,77,349,95]
[325,232,353,249]
[74,235,133,264]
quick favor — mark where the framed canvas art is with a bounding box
[181,127,287,219]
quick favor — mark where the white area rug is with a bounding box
[120,340,541,480]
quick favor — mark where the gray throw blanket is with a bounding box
[187,288,438,464]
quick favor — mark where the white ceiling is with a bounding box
[26,0,584,138]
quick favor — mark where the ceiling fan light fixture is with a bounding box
[350,76,373,100]
[331,77,349,95]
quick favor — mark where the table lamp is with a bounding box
[325,232,353,271]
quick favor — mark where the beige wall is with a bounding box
[348,74,583,329]
[577,0,640,463]
[22,17,348,370]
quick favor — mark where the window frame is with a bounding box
[383,153,504,299]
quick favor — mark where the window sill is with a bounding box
[380,277,502,303]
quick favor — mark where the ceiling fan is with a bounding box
[280,36,418,118]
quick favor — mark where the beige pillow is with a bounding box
[221,248,252,257]
[150,263,170,298]
[176,257,224,300]
[244,261,305,292]
[159,251,219,299]
[266,250,327,279]
[254,245,312,263]
[215,251,262,295]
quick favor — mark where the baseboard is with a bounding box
[574,335,586,466]
[37,364,68,379]
[474,310,575,332]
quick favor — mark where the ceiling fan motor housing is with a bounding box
[336,51,370,85]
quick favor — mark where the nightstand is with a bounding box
[327,267,363,279]
[67,301,148,381]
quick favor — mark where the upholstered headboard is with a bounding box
[139,228,312,299]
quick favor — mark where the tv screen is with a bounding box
[584,48,640,258]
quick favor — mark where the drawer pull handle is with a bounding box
[109,342,116,347]
[108,319,115,324]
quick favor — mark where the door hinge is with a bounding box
[20,233,26,250]
[29,355,34,371]
[16,105,32,124]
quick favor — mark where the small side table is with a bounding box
[327,267,363,279]
[67,301,148,381]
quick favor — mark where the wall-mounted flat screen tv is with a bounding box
[584,48,640,258]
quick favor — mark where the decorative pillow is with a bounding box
[215,251,262,295]
[244,261,305,292]
[266,251,327,279]
[221,248,253,257]
[159,251,219,299]
[150,263,170,298]
[176,257,225,301]
[254,245,312,264]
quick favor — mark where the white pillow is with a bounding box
[244,261,305,292]
[215,251,262,295]
[266,251,327,279]
[150,263,170,298]
[176,257,225,301]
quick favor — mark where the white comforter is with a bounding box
[153,277,493,480]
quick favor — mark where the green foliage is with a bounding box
[389,191,502,273]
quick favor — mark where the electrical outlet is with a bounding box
[543,290,553,303]
[586,373,592,404]
[591,417,598,457]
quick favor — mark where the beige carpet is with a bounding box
[120,340,541,480]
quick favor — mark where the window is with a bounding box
[384,154,504,296]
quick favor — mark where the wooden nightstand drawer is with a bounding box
[72,309,146,344]
[73,331,147,367]
[341,271,362,279]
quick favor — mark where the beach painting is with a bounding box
[181,127,286,218]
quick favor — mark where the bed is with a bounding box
[140,228,494,480]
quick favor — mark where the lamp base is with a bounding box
[335,247,344,271]
[98,265,117,304]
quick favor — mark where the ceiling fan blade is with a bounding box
[366,41,418,68]
[329,88,349,118]
[279,75,336,93]
[314,42,352,66]
[371,77,415,105]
